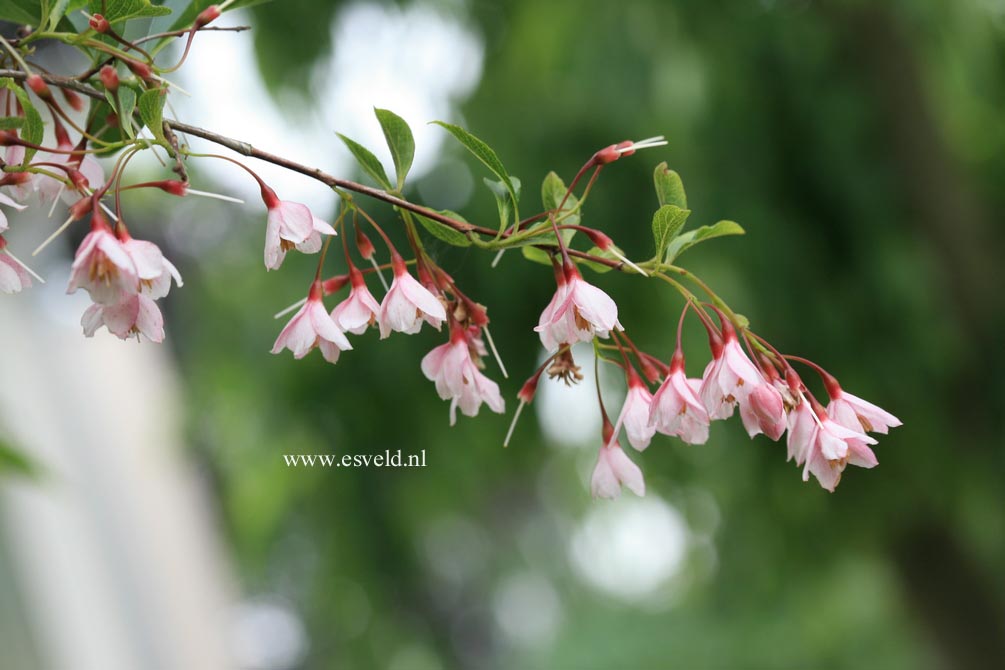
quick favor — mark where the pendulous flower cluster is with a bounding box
[0,6,900,500]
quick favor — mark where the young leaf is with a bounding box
[414,210,472,247]
[117,86,137,139]
[138,87,168,145]
[86,0,171,24]
[337,133,392,190]
[541,171,580,228]
[0,78,44,161]
[520,244,556,266]
[484,176,521,232]
[374,108,414,191]
[666,220,745,262]
[432,120,519,229]
[651,204,690,261]
[654,162,687,209]
[0,117,25,130]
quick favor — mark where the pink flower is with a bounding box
[786,400,817,465]
[271,281,352,363]
[332,265,381,335]
[420,327,505,425]
[650,356,710,445]
[0,246,31,294]
[292,216,337,255]
[379,257,446,338]
[828,390,902,435]
[261,187,316,270]
[33,138,105,205]
[803,414,878,492]
[740,383,787,441]
[67,216,138,305]
[121,237,182,300]
[616,369,656,451]
[81,291,164,342]
[535,264,621,351]
[699,330,764,420]
[590,440,645,499]
[0,191,26,232]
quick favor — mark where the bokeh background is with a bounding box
[1,0,1004,668]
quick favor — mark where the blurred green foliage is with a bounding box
[153,0,1005,667]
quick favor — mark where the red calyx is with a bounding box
[66,168,89,192]
[354,226,375,260]
[69,196,93,221]
[517,375,540,405]
[259,183,280,210]
[195,5,221,28]
[582,228,614,251]
[0,235,7,251]
[25,74,50,98]
[0,172,30,186]
[155,180,188,197]
[61,89,84,112]
[669,349,686,375]
[125,59,153,81]
[89,13,110,33]
[322,274,350,295]
[99,65,119,92]
[307,279,323,302]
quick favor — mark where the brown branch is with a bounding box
[0,70,625,270]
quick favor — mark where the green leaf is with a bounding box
[138,87,167,145]
[654,162,687,209]
[414,210,471,247]
[87,0,171,24]
[117,86,137,139]
[432,120,519,229]
[46,0,86,30]
[484,176,521,232]
[0,117,25,130]
[666,220,745,262]
[520,245,556,266]
[374,108,414,192]
[541,170,580,227]
[0,440,40,479]
[0,78,44,162]
[652,204,690,261]
[576,246,620,274]
[0,0,42,25]
[337,133,392,190]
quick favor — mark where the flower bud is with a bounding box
[61,88,85,112]
[155,180,188,197]
[89,13,110,33]
[354,226,375,259]
[321,274,351,295]
[25,74,50,98]
[195,5,221,28]
[69,195,93,221]
[99,65,119,92]
[125,59,152,81]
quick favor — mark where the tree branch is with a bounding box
[0,70,624,270]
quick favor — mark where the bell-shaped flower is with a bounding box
[699,327,765,420]
[591,438,645,499]
[67,214,138,305]
[740,383,787,441]
[421,326,505,425]
[650,353,710,445]
[828,390,901,435]
[616,368,656,451]
[802,409,879,492]
[260,185,315,270]
[379,256,446,338]
[0,238,32,294]
[271,280,352,363]
[535,263,620,351]
[81,291,164,343]
[332,265,381,335]
[292,216,337,255]
[120,236,182,300]
[0,191,26,232]
[786,400,817,465]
